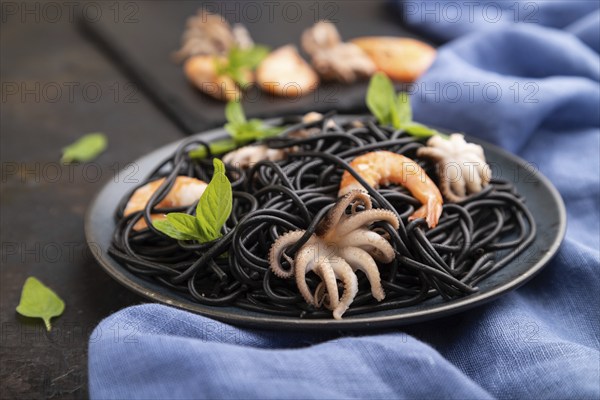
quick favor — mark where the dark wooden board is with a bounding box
[80,1,434,134]
[1,3,432,397]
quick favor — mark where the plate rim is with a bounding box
[85,116,567,330]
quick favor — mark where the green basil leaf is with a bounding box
[223,101,285,149]
[256,126,284,139]
[231,129,256,142]
[196,159,232,242]
[392,92,412,129]
[228,68,250,87]
[166,213,203,237]
[224,122,242,138]
[228,46,269,71]
[188,139,238,160]
[366,72,395,126]
[226,47,242,70]
[212,157,227,176]
[400,122,440,138]
[16,277,65,331]
[61,132,107,163]
[214,57,228,76]
[239,45,269,69]
[246,119,264,130]
[153,220,197,241]
[366,73,443,139]
[225,101,246,126]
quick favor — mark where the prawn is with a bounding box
[339,151,443,228]
[124,176,208,230]
[256,45,319,97]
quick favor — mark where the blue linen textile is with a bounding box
[89,2,600,398]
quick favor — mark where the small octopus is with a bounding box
[269,191,399,319]
[173,10,253,62]
[301,21,376,83]
[222,145,286,169]
[417,134,491,202]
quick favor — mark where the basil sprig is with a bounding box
[366,72,440,138]
[189,101,282,159]
[216,45,269,87]
[224,100,282,141]
[153,159,232,243]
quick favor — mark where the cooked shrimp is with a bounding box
[351,37,436,82]
[256,45,319,97]
[339,151,443,228]
[124,176,208,230]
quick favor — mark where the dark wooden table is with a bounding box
[0,5,176,398]
[0,2,423,398]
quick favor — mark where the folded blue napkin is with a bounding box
[89,2,600,398]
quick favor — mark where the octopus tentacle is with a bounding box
[329,256,359,320]
[268,192,399,319]
[436,163,462,203]
[314,282,328,308]
[448,165,466,198]
[316,190,372,238]
[415,146,445,162]
[339,229,396,263]
[479,162,492,186]
[335,209,399,237]
[461,161,483,193]
[417,133,490,203]
[293,244,319,305]
[463,152,491,186]
[338,246,385,301]
[269,230,311,279]
[313,256,340,310]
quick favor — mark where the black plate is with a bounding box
[85,117,566,330]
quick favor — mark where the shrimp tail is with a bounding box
[408,196,442,228]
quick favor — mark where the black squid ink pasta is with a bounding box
[108,113,536,318]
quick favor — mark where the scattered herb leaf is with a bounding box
[153,159,232,243]
[366,73,441,138]
[61,132,107,163]
[16,277,65,331]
